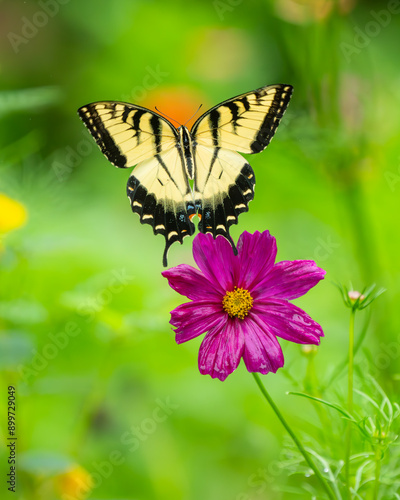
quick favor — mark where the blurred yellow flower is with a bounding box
[301,344,318,356]
[55,465,93,500]
[0,193,27,233]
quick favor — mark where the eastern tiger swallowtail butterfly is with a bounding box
[78,84,293,266]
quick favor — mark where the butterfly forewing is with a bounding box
[78,102,178,167]
[191,84,293,154]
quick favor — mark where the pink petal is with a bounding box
[192,233,237,293]
[254,299,323,344]
[170,300,226,344]
[242,314,284,374]
[255,260,326,300]
[236,231,277,291]
[162,264,222,301]
[198,319,244,381]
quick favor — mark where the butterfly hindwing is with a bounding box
[193,145,255,245]
[191,84,293,154]
[78,102,178,167]
[126,146,196,266]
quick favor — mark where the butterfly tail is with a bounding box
[224,232,238,256]
[162,243,170,268]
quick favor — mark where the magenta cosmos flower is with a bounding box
[162,231,326,381]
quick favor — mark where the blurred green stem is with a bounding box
[252,373,335,500]
[69,335,124,455]
[322,308,371,391]
[345,308,356,498]
[344,184,378,283]
[373,453,381,500]
[304,352,336,455]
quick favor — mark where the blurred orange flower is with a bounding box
[142,86,207,130]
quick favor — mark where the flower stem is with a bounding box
[345,308,356,497]
[252,373,335,500]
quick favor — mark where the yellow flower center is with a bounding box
[222,286,253,319]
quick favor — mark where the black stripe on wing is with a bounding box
[191,84,293,155]
[197,162,255,251]
[78,104,128,167]
[77,101,179,168]
[126,176,196,267]
[249,85,293,153]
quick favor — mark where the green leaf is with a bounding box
[0,299,47,324]
[288,392,354,420]
[0,87,61,116]
[288,392,371,440]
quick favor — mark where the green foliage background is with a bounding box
[0,0,399,499]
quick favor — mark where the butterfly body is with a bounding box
[78,84,293,266]
[178,126,195,179]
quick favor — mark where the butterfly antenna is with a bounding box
[184,104,203,127]
[155,107,182,127]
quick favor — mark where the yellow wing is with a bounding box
[126,146,195,266]
[193,144,255,246]
[78,102,178,167]
[191,84,293,153]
